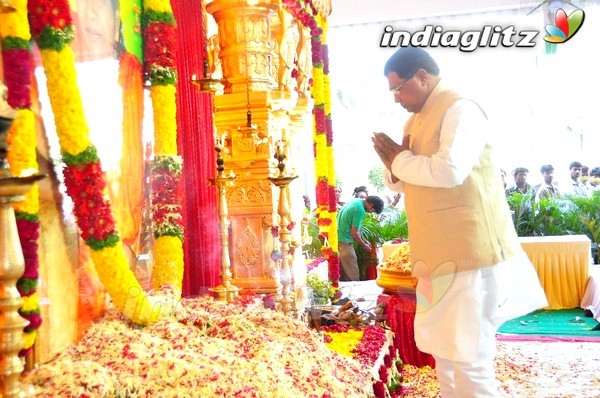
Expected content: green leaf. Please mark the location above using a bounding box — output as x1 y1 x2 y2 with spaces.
62 146 100 166
142 9 176 28
37 25 75 51
86 233 121 251
1 37 31 50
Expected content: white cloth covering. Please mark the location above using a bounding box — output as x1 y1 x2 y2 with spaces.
414 252 547 363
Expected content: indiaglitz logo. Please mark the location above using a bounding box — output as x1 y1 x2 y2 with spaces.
380 25 540 52
544 8 585 43
412 260 456 313
380 7 586 51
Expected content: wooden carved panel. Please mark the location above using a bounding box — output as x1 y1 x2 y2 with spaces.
235 223 260 274
228 180 270 207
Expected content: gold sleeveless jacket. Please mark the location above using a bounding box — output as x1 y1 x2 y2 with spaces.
403 84 521 275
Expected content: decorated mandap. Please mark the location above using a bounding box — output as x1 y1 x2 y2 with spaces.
3 0 599 397
0 0 436 396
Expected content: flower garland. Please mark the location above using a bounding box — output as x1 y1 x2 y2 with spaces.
282 0 340 287
0 0 41 356
142 0 184 295
322 324 404 397
27 0 157 325
306 256 326 272
323 325 364 357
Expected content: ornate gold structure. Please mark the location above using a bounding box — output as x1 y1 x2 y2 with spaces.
206 0 279 94
268 141 298 315
190 59 223 93
205 0 313 296
208 139 240 302
0 103 40 396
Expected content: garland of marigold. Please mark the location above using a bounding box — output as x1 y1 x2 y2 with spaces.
317 16 340 287
142 0 184 295
0 0 41 355
27 0 158 325
282 1 339 287
323 324 402 398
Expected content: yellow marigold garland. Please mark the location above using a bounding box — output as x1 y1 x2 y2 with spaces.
153 235 184 292
22 330 37 352
0 0 29 38
150 84 178 155
39 49 91 154
7 109 39 215
143 0 185 295
144 0 171 12
324 328 364 357
28 0 158 325
90 244 159 323
311 15 340 284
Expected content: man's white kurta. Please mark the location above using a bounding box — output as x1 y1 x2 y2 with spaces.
385 98 547 362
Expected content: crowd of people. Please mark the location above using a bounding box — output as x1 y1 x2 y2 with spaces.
504 161 599 201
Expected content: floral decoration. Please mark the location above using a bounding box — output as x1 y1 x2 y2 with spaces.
322 323 404 397
323 324 364 356
1 0 40 356
26 0 157 325
282 0 340 288
306 272 334 304
143 0 185 295
381 241 412 273
306 256 326 273
23 296 373 396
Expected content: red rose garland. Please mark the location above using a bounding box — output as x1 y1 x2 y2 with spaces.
62 158 119 245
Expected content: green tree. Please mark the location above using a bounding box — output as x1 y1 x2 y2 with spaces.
368 166 385 193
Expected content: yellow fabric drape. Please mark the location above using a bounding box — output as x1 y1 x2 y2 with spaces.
519 235 591 309
114 52 145 251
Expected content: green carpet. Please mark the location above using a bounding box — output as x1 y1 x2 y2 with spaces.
498 308 600 338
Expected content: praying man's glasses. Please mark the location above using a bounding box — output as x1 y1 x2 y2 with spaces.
390 74 415 95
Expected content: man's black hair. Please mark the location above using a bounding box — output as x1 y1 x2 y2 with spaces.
366 196 385 215
569 161 583 169
540 164 554 173
384 47 440 78
512 167 529 177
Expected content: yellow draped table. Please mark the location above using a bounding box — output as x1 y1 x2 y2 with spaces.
519 235 591 310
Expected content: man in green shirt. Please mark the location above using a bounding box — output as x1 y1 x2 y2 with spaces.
337 196 384 281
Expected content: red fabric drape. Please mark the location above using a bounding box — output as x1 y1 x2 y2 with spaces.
381 293 436 368
172 0 220 296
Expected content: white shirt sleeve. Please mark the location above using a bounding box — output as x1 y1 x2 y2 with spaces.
388 99 490 189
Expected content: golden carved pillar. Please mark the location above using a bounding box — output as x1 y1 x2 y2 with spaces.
0 90 39 396
207 0 308 296
211 91 292 295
